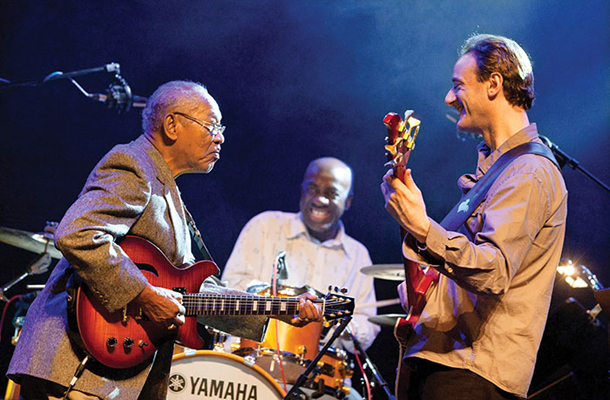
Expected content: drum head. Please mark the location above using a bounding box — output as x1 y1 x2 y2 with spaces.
168 350 286 399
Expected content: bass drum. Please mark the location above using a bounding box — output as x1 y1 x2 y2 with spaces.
168 350 286 399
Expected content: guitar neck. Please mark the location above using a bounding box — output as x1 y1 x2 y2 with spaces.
182 293 323 317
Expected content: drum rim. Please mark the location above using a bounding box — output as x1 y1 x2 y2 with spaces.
171 349 287 397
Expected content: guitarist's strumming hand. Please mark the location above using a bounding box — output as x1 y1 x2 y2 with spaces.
132 284 186 330
381 168 431 244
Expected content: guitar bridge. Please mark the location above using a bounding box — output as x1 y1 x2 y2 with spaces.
122 306 130 324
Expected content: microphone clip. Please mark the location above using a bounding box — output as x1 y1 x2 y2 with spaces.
104 74 135 114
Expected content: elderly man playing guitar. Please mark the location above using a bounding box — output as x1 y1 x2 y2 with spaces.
8 80 323 400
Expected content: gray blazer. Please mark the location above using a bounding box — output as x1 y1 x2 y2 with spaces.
8 135 266 399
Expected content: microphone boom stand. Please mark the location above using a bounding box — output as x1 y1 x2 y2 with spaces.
347 327 396 400
540 135 610 194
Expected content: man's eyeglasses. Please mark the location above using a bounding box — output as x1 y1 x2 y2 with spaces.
173 112 225 137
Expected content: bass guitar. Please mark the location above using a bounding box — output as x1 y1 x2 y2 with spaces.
383 110 439 342
75 235 354 370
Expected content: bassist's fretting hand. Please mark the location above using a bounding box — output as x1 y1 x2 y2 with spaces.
380 168 431 244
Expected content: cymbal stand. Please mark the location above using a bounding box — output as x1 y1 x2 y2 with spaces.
0 252 51 302
284 316 352 400
347 326 396 400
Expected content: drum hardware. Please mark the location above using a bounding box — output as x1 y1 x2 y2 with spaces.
1 252 52 302
236 284 355 397
284 316 352 400
0 225 63 260
247 283 323 298
11 316 26 346
0 223 59 301
345 326 396 400
206 328 229 352
360 264 405 281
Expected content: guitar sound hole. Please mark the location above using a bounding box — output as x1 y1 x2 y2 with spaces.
135 262 158 276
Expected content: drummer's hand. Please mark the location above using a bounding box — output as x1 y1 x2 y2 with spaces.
397 280 410 313
290 293 323 327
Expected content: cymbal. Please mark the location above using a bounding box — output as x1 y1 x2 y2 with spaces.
0 226 63 259
368 314 407 327
360 264 405 281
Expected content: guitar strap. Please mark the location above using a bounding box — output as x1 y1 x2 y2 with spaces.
183 204 223 282
439 141 560 231
183 204 214 262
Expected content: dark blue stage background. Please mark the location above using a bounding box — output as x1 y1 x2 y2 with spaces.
1 1 609 397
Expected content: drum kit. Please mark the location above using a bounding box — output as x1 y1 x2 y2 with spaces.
167 265 407 400
169 286 356 400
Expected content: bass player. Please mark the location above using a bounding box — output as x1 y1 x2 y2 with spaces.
380 34 567 399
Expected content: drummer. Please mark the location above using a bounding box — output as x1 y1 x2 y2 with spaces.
221 157 380 353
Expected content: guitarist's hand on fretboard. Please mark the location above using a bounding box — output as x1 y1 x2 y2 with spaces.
291 292 324 327
269 292 324 327
381 168 430 244
132 284 185 330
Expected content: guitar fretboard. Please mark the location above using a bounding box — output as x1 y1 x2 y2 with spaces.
182 294 323 317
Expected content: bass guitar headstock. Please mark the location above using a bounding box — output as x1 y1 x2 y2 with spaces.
384 110 420 181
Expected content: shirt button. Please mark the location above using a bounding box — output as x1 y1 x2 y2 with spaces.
446 266 454 274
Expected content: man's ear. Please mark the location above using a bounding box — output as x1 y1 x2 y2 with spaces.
344 194 353 211
163 113 179 141
487 72 503 100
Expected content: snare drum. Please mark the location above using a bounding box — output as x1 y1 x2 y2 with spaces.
168 350 285 399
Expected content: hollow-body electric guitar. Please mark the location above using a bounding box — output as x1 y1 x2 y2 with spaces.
383 111 439 342
75 235 354 370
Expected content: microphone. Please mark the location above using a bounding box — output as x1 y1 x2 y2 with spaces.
89 74 147 114
275 251 289 281
445 110 481 141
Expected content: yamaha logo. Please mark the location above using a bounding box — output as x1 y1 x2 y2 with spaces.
168 373 187 393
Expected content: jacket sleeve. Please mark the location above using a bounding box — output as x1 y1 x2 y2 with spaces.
55 150 150 312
